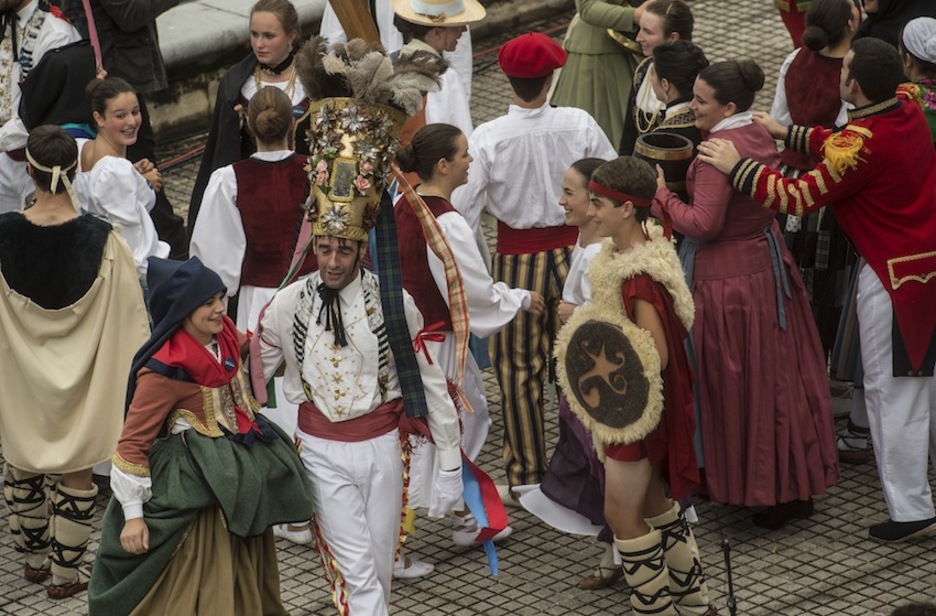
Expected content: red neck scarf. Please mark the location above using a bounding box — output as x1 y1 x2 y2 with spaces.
150 315 241 386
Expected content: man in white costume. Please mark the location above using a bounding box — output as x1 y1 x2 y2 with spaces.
259 226 463 616
0 0 79 211
258 48 462 609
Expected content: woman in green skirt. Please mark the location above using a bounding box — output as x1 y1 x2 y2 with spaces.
88 256 312 616
551 0 647 147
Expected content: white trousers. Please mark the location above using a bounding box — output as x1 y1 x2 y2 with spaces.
298 429 403 616
858 265 936 521
0 152 32 213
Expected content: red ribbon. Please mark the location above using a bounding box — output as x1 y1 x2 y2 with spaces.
234 406 261 435
413 321 447 364
656 201 674 241
588 180 652 208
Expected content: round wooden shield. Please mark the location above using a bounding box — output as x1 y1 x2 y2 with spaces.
555 303 663 445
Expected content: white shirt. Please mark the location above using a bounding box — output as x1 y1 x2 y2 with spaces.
401 40 473 137
562 239 602 306
429 209 528 338
451 103 617 232
0 1 80 152
240 73 307 107
259 270 462 469
74 141 167 278
770 48 850 129
190 150 297 333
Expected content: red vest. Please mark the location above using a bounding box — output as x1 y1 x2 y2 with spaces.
232 155 317 287
395 193 454 330
780 50 843 171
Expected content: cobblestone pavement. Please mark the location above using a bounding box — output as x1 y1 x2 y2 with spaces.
3 1 936 615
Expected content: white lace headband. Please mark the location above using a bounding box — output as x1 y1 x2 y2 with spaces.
903 17 936 64
25 147 81 211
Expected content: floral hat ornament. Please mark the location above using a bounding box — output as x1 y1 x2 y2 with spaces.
295 36 445 241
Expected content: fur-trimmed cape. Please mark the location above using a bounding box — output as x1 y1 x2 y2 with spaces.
554 223 693 448
588 224 694 332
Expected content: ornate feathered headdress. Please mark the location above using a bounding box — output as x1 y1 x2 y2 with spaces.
295 36 445 241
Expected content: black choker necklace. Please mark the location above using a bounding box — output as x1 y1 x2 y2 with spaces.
258 51 295 76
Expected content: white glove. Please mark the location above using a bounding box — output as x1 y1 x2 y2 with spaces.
428 468 463 518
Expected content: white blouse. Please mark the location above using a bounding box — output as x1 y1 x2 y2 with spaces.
74 140 168 278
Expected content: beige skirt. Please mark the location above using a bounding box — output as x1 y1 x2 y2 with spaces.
131 507 287 616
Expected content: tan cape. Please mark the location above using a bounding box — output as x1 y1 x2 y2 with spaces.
0 231 149 474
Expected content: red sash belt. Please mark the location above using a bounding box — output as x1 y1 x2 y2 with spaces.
298 399 404 442
6 148 26 162
496 221 578 255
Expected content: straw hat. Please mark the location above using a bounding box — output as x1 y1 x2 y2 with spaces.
392 0 486 28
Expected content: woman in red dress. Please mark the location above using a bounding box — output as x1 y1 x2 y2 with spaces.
653 60 838 528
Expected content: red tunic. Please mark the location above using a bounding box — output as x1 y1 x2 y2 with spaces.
232 155 317 288
605 274 699 501
733 95 936 375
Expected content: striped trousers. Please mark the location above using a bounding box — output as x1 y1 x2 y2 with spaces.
493 247 572 487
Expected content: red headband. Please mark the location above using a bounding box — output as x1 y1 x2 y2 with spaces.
588 180 673 240
588 180 652 208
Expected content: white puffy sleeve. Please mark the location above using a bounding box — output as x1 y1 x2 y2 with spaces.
81 157 166 278
429 211 527 338
404 291 462 471
110 467 152 520
190 165 246 295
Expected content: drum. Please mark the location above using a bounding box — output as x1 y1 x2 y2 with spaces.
634 131 694 199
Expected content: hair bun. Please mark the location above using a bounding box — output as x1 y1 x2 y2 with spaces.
254 108 287 140
84 77 104 100
801 24 830 51
736 59 765 93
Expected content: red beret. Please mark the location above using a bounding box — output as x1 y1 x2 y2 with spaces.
498 32 567 79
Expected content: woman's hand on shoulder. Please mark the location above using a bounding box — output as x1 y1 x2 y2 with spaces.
120 517 150 555
697 139 741 175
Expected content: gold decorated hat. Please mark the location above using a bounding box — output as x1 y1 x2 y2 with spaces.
308 98 406 241
296 37 445 241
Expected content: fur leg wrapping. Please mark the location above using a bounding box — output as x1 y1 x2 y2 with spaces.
50 484 97 586
646 502 711 615
3 465 51 570
615 530 676 615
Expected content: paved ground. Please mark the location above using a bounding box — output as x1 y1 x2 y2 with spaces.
3 1 936 615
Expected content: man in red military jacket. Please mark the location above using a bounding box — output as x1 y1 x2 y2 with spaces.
699 37 936 542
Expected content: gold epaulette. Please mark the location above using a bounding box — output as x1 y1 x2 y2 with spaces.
821 125 872 176
898 82 923 106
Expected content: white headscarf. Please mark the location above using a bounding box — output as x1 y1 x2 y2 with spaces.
903 17 936 64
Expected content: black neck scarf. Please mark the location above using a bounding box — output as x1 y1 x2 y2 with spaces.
259 50 295 76
316 282 348 348
1 11 18 62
